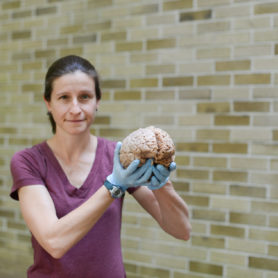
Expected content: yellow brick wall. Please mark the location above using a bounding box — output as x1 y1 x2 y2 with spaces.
1 0 278 277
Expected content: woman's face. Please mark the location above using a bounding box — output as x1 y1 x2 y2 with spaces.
44 71 99 136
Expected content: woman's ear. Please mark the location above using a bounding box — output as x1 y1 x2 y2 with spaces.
43 96 51 112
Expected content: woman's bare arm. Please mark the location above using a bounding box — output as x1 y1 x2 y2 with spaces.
132 181 191 240
18 185 114 259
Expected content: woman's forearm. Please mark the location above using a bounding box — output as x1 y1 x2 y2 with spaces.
152 181 191 240
133 182 191 240
47 186 114 258
19 185 114 259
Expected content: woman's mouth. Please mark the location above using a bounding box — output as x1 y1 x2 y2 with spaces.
66 119 85 123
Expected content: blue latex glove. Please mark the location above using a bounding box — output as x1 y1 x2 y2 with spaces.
106 142 153 190
148 162 176 190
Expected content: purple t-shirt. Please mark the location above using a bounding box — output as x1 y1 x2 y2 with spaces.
10 137 136 278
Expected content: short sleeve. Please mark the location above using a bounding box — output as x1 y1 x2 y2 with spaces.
10 149 46 201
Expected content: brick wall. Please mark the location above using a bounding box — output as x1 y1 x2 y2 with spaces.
1 0 278 277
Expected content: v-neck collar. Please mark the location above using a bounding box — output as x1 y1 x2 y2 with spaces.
42 137 102 195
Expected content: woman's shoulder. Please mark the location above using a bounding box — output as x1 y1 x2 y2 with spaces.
12 141 45 157
95 137 117 166
11 141 47 167
10 142 48 201
97 137 117 151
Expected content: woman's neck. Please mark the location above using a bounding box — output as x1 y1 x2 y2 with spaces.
47 132 96 164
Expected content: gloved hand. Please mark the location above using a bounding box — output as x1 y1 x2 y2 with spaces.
148 162 176 190
106 142 153 190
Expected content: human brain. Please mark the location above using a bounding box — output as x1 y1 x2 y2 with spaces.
119 126 175 168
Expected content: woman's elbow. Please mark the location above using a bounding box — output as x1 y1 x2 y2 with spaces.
43 238 66 259
177 222 192 241
183 228 191 241
165 222 191 241
49 249 64 259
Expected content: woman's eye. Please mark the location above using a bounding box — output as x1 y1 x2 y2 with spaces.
80 94 90 100
59 95 68 100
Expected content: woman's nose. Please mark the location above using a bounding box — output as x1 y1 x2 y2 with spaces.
69 99 81 114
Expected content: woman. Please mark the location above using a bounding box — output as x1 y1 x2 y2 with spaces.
10 55 191 278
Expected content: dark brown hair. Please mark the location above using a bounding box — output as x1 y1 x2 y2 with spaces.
44 55 101 133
